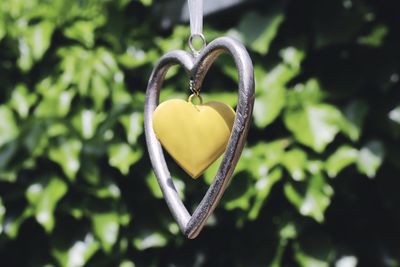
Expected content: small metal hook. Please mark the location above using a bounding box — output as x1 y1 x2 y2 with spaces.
188 33 206 57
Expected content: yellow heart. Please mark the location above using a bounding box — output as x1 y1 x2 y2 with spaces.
152 98 235 179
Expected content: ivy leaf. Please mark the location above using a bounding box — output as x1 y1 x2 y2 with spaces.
325 146 358 178
133 231 167 251
253 67 286 128
286 79 324 108
17 21 54 71
72 109 106 139
92 212 119 253
64 21 96 48
282 149 308 181
26 176 68 233
253 48 304 128
89 182 121 199
108 143 142 175
10 84 37 118
270 222 298 267
356 140 384 178
294 233 334 267
119 112 143 145
284 104 343 153
358 24 388 47
234 139 289 178
0 105 19 147
237 11 284 55
284 175 334 222
248 168 282 220
49 139 82 181
280 47 305 70
52 233 100 267
222 141 287 213
145 172 163 199
34 86 75 118
224 179 254 211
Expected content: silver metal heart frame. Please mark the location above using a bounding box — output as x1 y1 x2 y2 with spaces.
144 36 255 239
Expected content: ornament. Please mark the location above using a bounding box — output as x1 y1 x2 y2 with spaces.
144 0 255 239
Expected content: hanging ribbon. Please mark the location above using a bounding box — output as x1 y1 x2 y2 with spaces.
188 0 203 37
187 0 206 55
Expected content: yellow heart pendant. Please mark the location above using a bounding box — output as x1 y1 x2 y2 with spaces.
152 96 235 179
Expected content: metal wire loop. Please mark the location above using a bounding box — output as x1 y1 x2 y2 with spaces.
188 93 203 104
188 33 206 56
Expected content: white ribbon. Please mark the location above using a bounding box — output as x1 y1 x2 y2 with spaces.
188 0 203 37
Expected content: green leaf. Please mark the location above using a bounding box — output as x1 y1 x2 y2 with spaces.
237 11 284 55
284 104 343 153
64 21 96 48
90 182 121 199
248 168 282 220
52 233 100 267
234 139 289 178
92 212 119 253
284 175 333 222
341 100 368 141
270 222 298 267
358 24 388 47
252 48 304 129
10 84 37 118
72 109 106 139
253 67 286 128
34 87 75 118
133 231 167 251
282 149 308 181
0 105 19 147
49 139 82 181
286 79 324 108
356 140 384 178
224 181 254 211
117 47 153 68
325 146 358 178
294 239 333 267
18 21 54 71
26 176 68 232
145 172 163 199
223 141 287 214
57 47 118 110
119 112 143 145
280 47 305 70
108 143 142 175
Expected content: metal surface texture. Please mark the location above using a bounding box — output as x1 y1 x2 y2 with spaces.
144 36 255 239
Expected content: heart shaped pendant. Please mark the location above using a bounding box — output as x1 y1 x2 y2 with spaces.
152 98 235 179
144 37 255 239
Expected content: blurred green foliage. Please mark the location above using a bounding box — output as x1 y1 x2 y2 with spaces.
0 0 400 266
